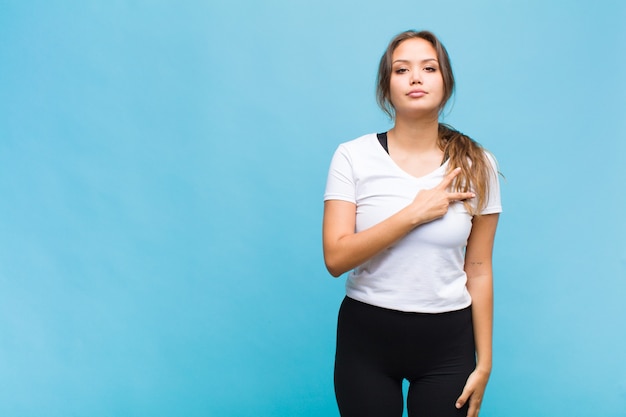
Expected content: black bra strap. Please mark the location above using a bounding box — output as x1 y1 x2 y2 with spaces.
377 132 389 154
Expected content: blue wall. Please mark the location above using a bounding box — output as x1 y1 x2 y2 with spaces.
1 1 625 416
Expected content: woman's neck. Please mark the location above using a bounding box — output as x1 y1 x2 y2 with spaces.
388 116 440 153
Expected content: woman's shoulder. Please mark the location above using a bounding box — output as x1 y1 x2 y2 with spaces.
335 132 380 154
480 148 499 172
340 132 378 146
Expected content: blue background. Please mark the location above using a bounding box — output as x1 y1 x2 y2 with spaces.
1 1 625 416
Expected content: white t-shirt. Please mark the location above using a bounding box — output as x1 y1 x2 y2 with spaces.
324 133 502 313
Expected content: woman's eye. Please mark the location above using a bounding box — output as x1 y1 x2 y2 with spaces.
395 68 408 74
424 66 437 72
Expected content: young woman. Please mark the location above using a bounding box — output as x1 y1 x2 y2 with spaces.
323 30 502 417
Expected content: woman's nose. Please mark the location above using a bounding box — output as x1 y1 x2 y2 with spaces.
410 70 423 85
410 75 422 85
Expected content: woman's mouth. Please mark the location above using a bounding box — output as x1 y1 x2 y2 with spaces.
407 90 427 98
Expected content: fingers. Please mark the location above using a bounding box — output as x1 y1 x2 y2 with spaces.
436 168 475 202
436 167 462 190
467 399 480 417
448 191 476 202
457 388 482 417
457 370 487 417
455 390 469 411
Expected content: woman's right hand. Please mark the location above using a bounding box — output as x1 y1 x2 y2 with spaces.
323 167 475 277
408 167 475 225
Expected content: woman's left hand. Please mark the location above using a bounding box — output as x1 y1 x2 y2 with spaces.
455 368 490 417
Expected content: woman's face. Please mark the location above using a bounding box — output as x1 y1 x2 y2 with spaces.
389 38 445 118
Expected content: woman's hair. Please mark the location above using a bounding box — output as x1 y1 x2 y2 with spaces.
376 30 496 215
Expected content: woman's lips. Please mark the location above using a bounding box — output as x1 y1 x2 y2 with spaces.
407 90 427 98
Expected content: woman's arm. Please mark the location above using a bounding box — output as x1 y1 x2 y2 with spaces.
323 167 475 277
455 213 499 417
323 199 417 277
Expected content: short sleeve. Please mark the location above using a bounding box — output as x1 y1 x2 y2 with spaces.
324 144 356 203
480 152 503 215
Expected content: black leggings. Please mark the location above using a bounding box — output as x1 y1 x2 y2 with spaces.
334 297 475 417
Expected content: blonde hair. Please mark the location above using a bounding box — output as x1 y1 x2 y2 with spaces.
376 30 496 215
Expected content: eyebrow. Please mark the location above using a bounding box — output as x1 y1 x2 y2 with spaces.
392 58 439 64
